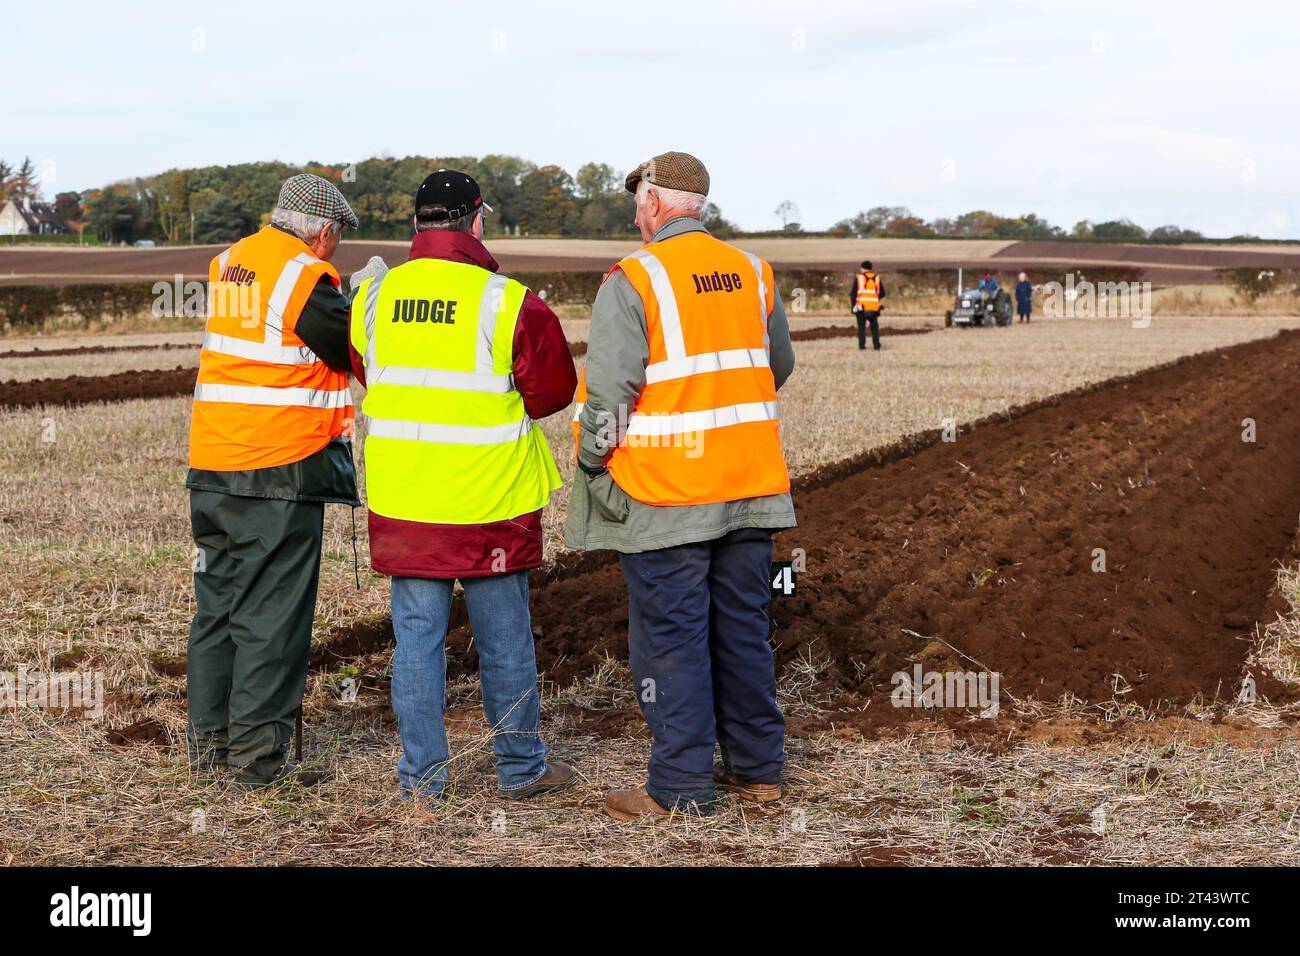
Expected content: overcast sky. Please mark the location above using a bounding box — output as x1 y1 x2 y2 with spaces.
5 0 1296 237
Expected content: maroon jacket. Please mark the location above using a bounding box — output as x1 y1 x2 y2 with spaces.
349 230 577 579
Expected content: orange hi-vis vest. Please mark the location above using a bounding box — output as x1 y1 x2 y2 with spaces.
855 271 881 310
189 226 354 471
573 231 790 506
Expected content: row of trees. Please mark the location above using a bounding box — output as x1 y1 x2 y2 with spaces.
824 204 1218 242
72 156 736 245
12 149 1247 244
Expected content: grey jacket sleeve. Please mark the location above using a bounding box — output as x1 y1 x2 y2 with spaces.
769 286 796 391
577 270 648 472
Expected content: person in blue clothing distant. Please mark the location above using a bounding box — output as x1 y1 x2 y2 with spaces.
978 272 1000 297
1015 272 1034 322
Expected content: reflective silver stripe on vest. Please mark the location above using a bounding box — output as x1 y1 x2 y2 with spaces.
263 253 316 344
193 382 353 409
362 271 515 395
628 250 686 361
477 274 509 374
362 272 386 373
572 401 584 421
632 248 774 384
203 250 323 365
643 347 769 385
625 400 780 437
743 251 771 350
370 366 514 393
366 416 533 446
201 332 319 365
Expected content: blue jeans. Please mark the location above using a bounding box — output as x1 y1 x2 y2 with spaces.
390 572 548 798
619 528 786 814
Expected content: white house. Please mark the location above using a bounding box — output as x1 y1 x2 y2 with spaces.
0 195 70 236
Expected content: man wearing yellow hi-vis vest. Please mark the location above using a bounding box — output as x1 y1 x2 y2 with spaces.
348 170 577 802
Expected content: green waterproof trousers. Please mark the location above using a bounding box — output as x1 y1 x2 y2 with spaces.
187 490 324 784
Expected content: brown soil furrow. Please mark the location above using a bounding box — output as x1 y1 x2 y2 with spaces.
771 330 1300 712
0 366 199 409
1 342 580 408
101 332 1299 731
790 325 933 342
0 330 938 409
0 342 195 359
397 330 1300 723
998 239 1300 270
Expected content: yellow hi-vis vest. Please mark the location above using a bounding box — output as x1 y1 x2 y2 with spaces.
349 258 562 525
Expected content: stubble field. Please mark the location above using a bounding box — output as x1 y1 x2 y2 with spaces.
2 313 1300 866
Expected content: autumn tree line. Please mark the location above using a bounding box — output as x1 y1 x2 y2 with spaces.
0 154 1259 245
4 156 733 245
825 205 1219 243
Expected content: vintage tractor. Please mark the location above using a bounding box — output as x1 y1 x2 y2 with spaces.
946 285 1013 328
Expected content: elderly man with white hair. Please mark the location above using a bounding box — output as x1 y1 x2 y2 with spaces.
566 152 797 821
186 173 360 788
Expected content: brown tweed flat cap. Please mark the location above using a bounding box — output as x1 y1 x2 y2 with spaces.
276 173 359 229
624 151 710 196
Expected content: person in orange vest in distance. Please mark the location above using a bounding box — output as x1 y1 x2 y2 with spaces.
186 174 360 788
851 259 887 351
566 152 797 821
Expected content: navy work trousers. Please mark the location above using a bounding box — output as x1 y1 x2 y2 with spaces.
618 528 786 812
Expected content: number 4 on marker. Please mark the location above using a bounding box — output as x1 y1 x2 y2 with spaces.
771 561 796 596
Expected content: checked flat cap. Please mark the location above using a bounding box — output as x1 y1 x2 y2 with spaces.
276 173 359 229
624 151 710 196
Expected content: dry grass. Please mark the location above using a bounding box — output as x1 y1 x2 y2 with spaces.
0 331 203 353
1151 284 1300 316
3 314 1300 865
775 315 1300 476
5 684 1299 865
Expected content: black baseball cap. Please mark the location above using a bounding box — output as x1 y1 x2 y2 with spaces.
414 169 493 223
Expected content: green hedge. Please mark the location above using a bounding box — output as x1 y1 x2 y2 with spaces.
1216 267 1300 302
0 263 1186 333
512 271 604 305
0 283 160 331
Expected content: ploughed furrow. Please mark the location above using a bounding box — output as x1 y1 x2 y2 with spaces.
0 338 584 408
0 327 932 410
517 331 1300 715
0 342 195 359
0 366 200 409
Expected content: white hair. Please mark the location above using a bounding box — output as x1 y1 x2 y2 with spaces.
270 207 341 243
636 180 707 216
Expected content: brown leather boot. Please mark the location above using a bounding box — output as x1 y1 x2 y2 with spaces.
604 785 671 822
714 767 783 803
499 761 577 801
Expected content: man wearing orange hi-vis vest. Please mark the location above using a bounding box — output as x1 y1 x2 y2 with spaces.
565 152 797 821
851 259 887 351
186 174 360 788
